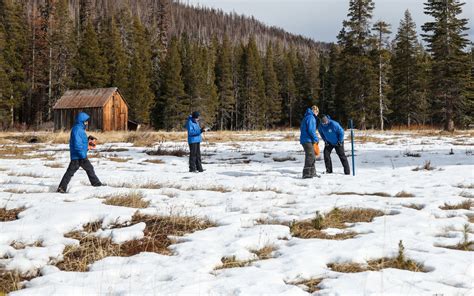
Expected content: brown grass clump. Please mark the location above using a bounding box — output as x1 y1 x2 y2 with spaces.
0 270 36 294
329 241 426 273
289 278 324 293
103 191 150 209
0 207 24 222
395 191 415 198
57 214 215 272
146 146 187 157
330 191 391 197
242 186 283 194
412 160 436 171
107 157 132 163
215 245 277 270
7 172 44 178
3 188 45 194
403 204 425 210
459 191 474 198
438 224 474 252
108 181 164 189
289 208 385 240
440 200 472 210
273 156 296 162
456 183 474 189
44 162 64 168
120 213 216 256
144 159 165 164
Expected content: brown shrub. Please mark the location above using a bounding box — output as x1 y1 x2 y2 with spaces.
103 192 150 208
289 208 385 240
289 278 324 293
329 241 426 273
330 191 391 197
440 200 472 210
395 191 415 198
0 207 24 222
412 161 435 171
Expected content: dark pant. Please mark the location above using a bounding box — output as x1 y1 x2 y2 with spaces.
302 143 316 178
58 158 101 190
189 143 203 172
324 142 350 175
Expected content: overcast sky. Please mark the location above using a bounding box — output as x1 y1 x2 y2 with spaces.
184 0 473 43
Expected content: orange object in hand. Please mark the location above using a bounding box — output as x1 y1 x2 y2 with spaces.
313 142 320 157
88 136 97 150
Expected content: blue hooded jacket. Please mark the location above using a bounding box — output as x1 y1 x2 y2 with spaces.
299 108 319 144
70 112 90 160
318 115 344 146
185 115 202 144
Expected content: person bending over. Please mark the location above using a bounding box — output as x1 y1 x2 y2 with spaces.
318 115 350 175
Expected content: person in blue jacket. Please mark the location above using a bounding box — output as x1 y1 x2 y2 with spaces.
299 106 319 179
57 112 102 193
185 111 206 173
318 115 350 175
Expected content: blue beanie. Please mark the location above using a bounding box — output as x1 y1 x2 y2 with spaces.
192 111 200 119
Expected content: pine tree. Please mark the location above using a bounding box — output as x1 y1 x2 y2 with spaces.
336 0 376 129
263 42 281 128
199 38 219 128
0 0 29 126
215 34 235 130
158 37 186 130
0 23 12 126
50 0 76 120
372 21 391 130
390 10 429 127
128 16 154 123
277 48 296 127
319 44 339 116
73 21 107 89
422 0 470 131
101 16 128 92
241 36 265 129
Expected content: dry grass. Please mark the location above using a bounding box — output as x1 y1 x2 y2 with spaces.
108 181 164 190
412 161 436 171
289 278 324 293
242 186 283 194
44 162 64 168
330 191 391 197
102 191 150 208
273 156 296 162
440 200 473 210
329 241 426 273
144 159 165 164
438 224 473 251
215 245 277 270
107 157 132 163
57 214 215 272
460 191 474 198
468 215 474 223
3 188 46 194
146 146 188 157
403 204 425 210
0 271 36 294
395 191 415 198
7 171 44 178
456 183 474 189
0 207 25 221
289 208 385 240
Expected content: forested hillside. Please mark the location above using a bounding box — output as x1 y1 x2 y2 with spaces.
0 0 471 131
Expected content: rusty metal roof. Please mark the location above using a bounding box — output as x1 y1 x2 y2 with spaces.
53 87 118 109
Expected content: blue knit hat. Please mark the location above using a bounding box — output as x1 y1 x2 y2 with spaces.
192 111 200 119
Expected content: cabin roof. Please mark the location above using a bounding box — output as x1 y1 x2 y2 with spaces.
53 87 125 109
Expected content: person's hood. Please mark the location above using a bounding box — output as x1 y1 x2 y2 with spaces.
322 115 332 126
188 115 197 123
304 108 314 117
74 112 90 126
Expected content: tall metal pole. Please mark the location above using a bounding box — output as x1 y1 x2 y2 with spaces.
350 119 355 176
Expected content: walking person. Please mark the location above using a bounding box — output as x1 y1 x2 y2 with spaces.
318 115 350 175
57 112 102 193
186 111 205 173
299 106 319 179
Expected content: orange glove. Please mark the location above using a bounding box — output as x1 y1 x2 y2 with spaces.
88 138 97 150
313 142 320 157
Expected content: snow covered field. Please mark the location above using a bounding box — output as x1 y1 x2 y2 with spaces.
0 130 473 295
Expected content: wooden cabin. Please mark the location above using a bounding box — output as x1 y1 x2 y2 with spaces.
53 87 129 131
